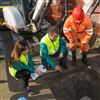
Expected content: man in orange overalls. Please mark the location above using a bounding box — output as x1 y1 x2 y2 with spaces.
63 6 93 66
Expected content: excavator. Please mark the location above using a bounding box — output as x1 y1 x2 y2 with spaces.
2 0 66 34
2 0 99 40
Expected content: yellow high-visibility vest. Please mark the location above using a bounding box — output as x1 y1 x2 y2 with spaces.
19 54 28 65
40 34 60 55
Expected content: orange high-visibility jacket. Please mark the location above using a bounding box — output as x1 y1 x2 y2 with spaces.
63 15 93 43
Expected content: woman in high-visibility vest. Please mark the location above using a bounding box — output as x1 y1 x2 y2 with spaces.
8 40 35 94
63 6 93 66
40 26 68 73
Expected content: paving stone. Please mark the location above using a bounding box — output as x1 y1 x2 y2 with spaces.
0 60 10 100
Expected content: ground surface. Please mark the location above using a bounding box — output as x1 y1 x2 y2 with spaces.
0 30 100 100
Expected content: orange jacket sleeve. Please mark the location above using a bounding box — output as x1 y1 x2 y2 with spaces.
83 15 93 43
63 16 74 42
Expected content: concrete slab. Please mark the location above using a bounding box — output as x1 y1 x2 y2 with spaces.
0 60 10 100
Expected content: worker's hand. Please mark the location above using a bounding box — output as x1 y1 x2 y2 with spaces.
55 65 63 73
82 43 89 52
69 28 77 33
82 40 88 45
68 42 77 51
59 53 64 58
82 40 89 52
70 39 75 43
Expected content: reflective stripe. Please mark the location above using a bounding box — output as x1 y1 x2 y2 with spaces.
86 28 93 35
87 32 93 35
63 27 69 33
0 6 10 8
9 66 17 77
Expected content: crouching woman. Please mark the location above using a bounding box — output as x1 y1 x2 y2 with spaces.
8 40 35 94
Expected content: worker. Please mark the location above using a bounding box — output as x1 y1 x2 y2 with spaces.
40 26 68 73
8 40 37 94
63 6 93 66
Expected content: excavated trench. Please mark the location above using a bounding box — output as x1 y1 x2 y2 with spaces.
45 68 100 100
64 70 100 100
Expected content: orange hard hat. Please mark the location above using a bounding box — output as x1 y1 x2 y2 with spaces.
72 6 84 22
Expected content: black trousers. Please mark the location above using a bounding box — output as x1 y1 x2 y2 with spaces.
15 69 30 88
41 50 68 68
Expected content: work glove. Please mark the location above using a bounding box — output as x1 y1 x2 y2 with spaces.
69 28 78 34
67 40 77 51
82 40 89 52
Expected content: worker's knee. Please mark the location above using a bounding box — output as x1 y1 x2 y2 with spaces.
69 42 78 50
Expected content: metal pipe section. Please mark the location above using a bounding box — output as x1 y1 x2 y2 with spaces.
32 0 46 21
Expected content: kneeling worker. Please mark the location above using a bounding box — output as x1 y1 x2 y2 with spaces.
40 26 68 73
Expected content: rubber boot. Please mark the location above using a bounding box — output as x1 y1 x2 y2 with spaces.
72 50 76 65
82 52 88 65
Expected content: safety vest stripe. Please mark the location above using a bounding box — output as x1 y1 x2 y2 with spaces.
86 28 93 35
63 27 69 33
0 6 10 8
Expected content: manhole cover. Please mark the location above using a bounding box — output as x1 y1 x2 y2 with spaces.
80 96 92 100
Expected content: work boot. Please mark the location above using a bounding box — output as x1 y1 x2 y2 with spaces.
82 52 88 65
24 86 36 95
59 61 68 69
82 52 92 70
82 52 92 69
72 50 76 65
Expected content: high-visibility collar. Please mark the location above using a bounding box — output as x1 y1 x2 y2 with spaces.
19 54 28 65
41 34 60 55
